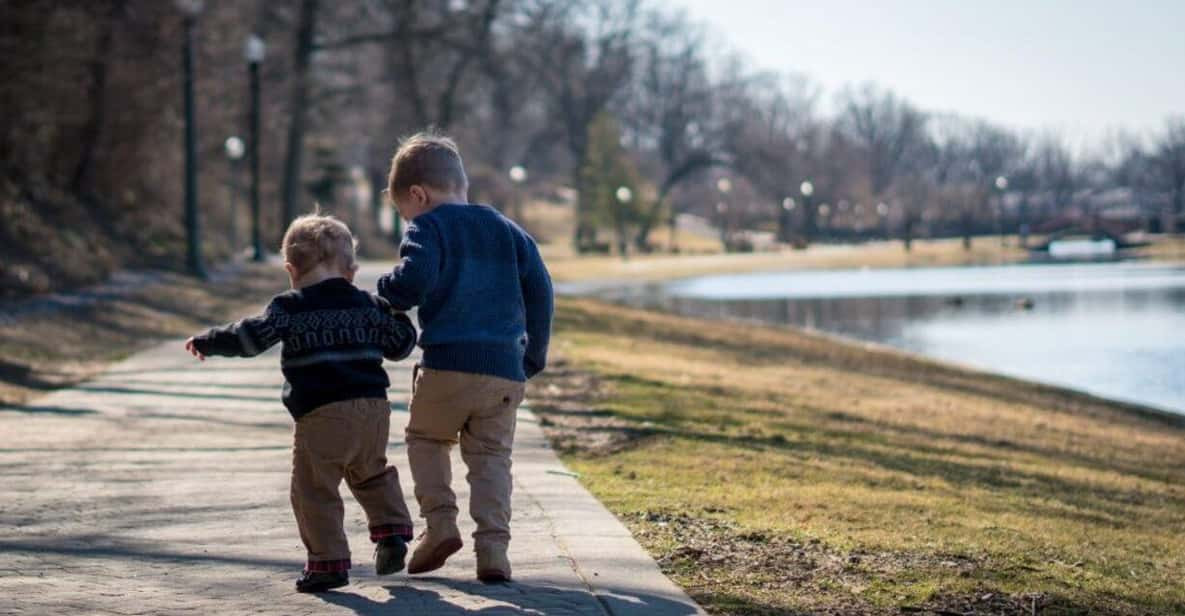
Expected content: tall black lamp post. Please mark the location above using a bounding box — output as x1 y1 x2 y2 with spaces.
509 165 527 223
716 177 732 250
994 175 1009 247
224 136 245 255
800 180 815 242
780 197 796 244
245 34 266 261
178 0 206 277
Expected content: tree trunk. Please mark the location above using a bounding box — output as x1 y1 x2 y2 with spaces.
281 0 319 228
70 0 124 198
962 208 972 250
633 191 671 252
368 165 385 230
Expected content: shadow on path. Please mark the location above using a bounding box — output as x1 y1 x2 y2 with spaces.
0 537 296 571
0 404 97 415
319 578 700 615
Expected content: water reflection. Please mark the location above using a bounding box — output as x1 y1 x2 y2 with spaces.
589 263 1185 414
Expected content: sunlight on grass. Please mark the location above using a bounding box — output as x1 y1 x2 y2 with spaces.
536 297 1185 614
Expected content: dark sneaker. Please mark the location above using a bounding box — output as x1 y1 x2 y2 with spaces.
374 536 408 575
295 570 349 593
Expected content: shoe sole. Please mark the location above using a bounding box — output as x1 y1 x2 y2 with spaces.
375 542 408 576
295 578 349 593
408 537 463 574
477 569 511 583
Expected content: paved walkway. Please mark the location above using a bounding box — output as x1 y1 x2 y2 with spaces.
0 270 702 615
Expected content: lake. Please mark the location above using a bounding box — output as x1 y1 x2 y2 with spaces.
567 261 1185 415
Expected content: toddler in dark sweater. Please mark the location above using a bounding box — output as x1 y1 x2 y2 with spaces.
186 214 418 593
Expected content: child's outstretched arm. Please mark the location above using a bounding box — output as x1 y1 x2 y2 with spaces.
372 295 418 361
377 219 440 310
186 299 287 360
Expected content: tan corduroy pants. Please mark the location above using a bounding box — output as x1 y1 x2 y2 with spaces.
405 366 525 551
291 398 414 570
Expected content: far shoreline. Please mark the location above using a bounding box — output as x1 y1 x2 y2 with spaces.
546 238 1185 425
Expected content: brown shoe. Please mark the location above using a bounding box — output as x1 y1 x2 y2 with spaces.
408 519 463 575
476 547 512 583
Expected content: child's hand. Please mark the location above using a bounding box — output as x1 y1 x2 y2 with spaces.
185 337 205 361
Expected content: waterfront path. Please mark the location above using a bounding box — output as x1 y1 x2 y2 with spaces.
0 265 703 616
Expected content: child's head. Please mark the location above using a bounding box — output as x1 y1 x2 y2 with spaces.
387 131 469 219
281 212 358 287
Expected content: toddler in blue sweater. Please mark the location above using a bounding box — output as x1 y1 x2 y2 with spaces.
377 132 553 582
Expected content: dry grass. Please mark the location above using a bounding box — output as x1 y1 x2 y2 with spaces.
0 263 287 406
544 237 1029 284
528 297 1185 615
1131 234 1185 262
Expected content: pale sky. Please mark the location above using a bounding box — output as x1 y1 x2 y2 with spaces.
673 0 1185 147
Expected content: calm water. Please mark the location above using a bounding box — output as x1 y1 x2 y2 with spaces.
573 262 1185 415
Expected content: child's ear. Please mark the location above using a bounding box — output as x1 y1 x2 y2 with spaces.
410 185 427 207
284 262 298 279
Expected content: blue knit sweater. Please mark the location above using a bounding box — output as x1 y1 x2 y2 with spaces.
377 204 553 382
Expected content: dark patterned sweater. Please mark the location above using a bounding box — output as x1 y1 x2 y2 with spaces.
190 277 417 419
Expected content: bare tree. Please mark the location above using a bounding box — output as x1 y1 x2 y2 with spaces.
524 0 640 250
621 9 727 251
836 83 926 248
725 74 820 243
1033 135 1078 221
1153 117 1185 231
280 0 319 227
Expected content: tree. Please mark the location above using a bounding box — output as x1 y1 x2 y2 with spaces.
280 0 319 228
525 0 640 251
928 116 1020 249
836 83 926 248
725 74 820 244
580 113 641 256
622 9 724 251
1033 135 1078 221
1152 117 1185 231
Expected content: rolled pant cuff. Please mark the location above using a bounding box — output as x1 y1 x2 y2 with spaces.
305 558 352 573
369 524 414 542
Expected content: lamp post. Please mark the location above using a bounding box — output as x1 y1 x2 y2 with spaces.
245 34 266 261
224 136 245 256
716 177 732 251
614 186 632 259
800 180 814 242
178 0 206 277
876 201 890 239
780 197 796 244
994 175 1009 247
509 165 527 223
715 202 729 249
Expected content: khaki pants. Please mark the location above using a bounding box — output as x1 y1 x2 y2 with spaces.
405 366 525 551
291 398 413 570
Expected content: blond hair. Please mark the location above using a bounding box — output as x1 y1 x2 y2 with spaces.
387 131 468 197
281 212 357 277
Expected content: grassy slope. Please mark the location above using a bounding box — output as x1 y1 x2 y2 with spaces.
531 297 1185 614
0 263 287 406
